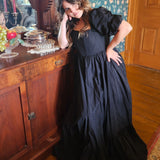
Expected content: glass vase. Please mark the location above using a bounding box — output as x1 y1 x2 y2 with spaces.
0 41 19 58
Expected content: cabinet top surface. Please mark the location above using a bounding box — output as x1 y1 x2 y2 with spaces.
0 45 69 72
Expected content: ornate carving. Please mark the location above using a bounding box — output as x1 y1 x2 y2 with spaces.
29 0 60 34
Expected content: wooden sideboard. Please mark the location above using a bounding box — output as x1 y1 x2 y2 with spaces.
29 0 60 34
0 46 71 160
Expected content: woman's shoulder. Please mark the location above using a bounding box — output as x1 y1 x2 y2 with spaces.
89 7 112 25
89 7 122 35
89 7 112 27
89 7 110 17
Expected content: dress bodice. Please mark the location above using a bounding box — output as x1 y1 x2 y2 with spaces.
71 29 106 57
70 7 122 57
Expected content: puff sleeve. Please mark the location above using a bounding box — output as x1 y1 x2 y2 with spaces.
89 7 123 36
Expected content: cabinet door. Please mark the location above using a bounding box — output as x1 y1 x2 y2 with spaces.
26 67 68 144
0 82 32 160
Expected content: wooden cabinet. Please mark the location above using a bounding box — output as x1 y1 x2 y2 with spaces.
26 67 65 145
29 0 60 34
0 47 71 159
0 82 32 160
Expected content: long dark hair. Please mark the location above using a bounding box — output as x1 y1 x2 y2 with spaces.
58 0 92 39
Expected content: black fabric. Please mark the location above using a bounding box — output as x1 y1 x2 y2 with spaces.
55 7 147 160
89 7 122 36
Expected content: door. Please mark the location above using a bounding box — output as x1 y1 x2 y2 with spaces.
26 66 70 144
0 83 32 160
133 0 160 70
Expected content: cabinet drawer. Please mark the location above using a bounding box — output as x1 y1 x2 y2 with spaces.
25 51 69 80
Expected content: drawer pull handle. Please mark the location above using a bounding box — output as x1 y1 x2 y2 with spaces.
55 59 64 66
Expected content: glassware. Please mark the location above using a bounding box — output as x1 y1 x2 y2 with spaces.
0 41 19 58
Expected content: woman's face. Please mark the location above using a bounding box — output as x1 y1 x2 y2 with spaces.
62 0 84 19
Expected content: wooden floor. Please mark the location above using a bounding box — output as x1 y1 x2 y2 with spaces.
126 65 160 145
44 64 160 160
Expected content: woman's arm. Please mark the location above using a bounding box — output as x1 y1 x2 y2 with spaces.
58 13 69 49
106 20 132 65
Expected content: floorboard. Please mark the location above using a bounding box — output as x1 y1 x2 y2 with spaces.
126 65 160 144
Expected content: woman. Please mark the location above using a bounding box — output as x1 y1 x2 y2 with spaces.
56 0 148 159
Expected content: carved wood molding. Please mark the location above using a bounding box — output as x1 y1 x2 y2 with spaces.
29 0 54 12
125 0 139 64
146 0 160 8
29 0 39 10
29 0 59 31
44 0 54 12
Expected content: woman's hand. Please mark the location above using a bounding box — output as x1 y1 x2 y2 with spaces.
106 48 122 66
62 12 72 23
105 20 132 65
62 13 69 23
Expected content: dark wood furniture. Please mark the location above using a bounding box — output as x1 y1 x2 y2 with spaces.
0 46 71 159
29 0 60 34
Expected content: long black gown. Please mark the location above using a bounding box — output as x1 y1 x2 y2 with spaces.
55 7 148 160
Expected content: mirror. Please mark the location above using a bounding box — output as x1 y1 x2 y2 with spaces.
0 0 37 29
